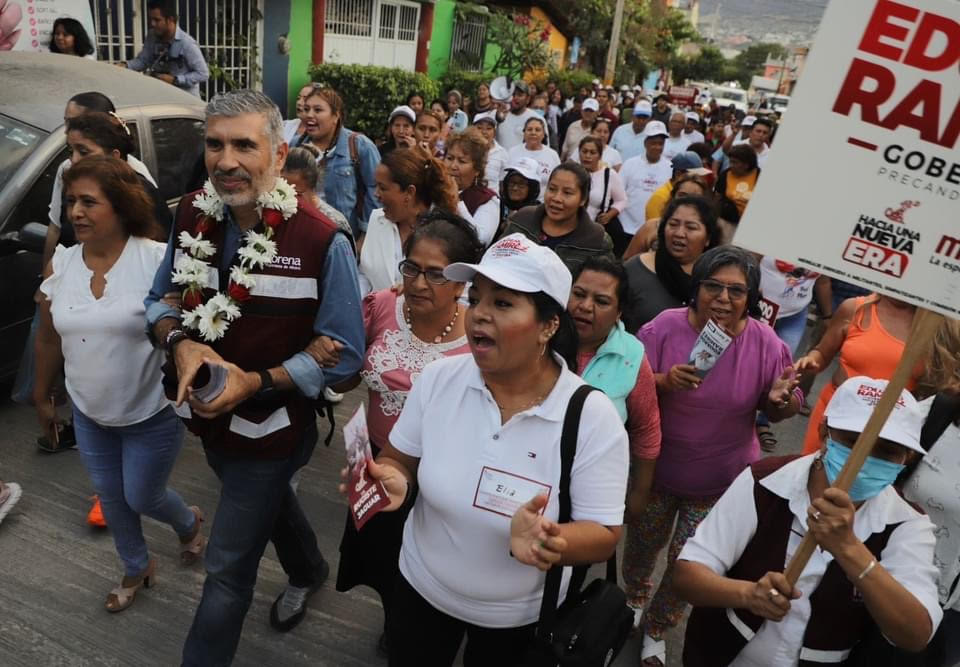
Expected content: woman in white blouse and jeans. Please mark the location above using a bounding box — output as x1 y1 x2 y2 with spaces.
33 156 203 613
349 234 629 666
578 135 627 225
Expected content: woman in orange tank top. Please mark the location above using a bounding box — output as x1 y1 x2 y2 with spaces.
796 294 918 454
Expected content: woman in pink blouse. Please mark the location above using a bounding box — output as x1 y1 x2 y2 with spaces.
322 210 483 655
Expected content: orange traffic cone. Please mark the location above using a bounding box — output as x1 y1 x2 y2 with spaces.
87 495 107 528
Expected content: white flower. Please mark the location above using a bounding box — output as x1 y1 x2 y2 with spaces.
229 265 256 289
196 302 231 342
238 230 278 268
256 177 299 220
178 231 216 259
171 254 210 286
208 293 242 321
193 180 225 221
181 308 203 330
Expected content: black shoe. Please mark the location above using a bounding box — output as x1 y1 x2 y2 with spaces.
269 559 330 632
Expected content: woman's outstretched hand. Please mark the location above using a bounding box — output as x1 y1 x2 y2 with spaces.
510 494 568 571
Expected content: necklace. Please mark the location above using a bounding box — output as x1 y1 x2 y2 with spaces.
404 302 459 344
490 389 549 414
172 177 298 342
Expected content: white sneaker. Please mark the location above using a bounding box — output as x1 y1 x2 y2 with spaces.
0 482 22 525
324 387 344 404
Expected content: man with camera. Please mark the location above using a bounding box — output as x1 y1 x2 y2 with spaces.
122 0 209 97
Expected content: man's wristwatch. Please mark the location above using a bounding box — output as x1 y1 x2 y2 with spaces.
164 328 190 353
255 369 277 401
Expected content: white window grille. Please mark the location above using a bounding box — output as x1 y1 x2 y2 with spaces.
326 0 375 37
450 12 487 72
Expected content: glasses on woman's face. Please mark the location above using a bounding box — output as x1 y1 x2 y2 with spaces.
399 260 449 285
700 279 748 300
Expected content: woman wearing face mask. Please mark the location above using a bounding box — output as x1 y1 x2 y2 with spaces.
622 196 720 332
505 117 560 202
301 85 380 239
498 158 541 226
413 110 445 157
378 105 418 158
358 147 470 295
632 246 801 667
445 128 500 246
568 257 660 539
675 376 941 667
500 163 613 273
445 90 469 134
578 136 627 227
570 119 623 170
342 234 628 666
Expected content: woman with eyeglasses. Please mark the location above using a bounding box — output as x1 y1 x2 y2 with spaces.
630 246 802 667
311 211 482 656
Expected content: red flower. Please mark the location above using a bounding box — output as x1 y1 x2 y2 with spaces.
183 288 204 310
228 281 252 302
195 216 213 235
262 208 284 229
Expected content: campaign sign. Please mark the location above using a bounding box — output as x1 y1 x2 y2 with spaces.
734 0 960 318
6 0 96 56
344 405 391 531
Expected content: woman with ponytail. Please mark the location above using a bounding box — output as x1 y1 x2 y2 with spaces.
357 146 474 295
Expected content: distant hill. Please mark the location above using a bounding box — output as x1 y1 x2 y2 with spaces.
698 0 828 44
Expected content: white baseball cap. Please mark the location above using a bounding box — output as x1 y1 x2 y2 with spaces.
742 115 757 127
644 120 669 139
582 98 600 112
633 100 652 117
444 234 573 308
685 111 700 122
592 78 601 85
388 105 416 124
503 156 541 182
824 377 925 454
473 111 498 127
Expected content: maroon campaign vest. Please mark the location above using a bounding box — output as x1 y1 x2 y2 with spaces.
461 184 497 216
165 191 337 459
683 455 900 667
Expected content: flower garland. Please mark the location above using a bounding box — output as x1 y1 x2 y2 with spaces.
172 177 298 342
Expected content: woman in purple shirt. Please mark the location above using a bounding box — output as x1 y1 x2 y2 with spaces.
629 246 802 667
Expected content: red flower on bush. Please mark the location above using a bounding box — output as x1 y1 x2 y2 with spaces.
183 288 204 310
228 281 252 302
262 209 284 229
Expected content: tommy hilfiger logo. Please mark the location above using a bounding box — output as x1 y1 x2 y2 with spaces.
271 255 302 270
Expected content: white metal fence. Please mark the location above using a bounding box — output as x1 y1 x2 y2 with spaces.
91 0 263 100
324 0 420 70
450 12 487 72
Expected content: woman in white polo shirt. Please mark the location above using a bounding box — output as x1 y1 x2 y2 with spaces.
358 234 629 665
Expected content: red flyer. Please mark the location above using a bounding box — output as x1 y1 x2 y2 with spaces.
344 405 391 530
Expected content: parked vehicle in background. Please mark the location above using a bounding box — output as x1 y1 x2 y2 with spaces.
769 94 791 113
711 85 748 113
0 52 206 382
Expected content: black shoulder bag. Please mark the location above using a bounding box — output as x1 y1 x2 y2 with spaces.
523 385 634 667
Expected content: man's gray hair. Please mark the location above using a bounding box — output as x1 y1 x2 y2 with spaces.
205 89 284 152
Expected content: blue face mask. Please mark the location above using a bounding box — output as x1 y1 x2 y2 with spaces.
532 108 546 118
823 438 905 502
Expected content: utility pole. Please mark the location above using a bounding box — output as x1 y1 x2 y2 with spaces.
604 0 627 85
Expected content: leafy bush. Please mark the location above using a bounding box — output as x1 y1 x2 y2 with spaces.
308 63 440 140
437 70 495 101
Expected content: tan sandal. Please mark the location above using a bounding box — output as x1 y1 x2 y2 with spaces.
105 559 155 613
179 506 205 567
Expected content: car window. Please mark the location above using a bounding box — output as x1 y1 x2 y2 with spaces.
0 115 49 190
151 117 206 201
5 147 69 233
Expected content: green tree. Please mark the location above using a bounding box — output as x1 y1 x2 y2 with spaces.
483 8 556 81
670 45 728 84
730 42 789 87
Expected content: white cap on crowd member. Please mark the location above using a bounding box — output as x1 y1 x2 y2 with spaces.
444 234 573 308
742 115 757 127
503 157 541 183
633 100 652 117
620 84 630 92
582 98 600 112
388 105 416 124
685 111 700 123
473 111 498 127
824 377 925 454
592 78 601 85
644 120 669 139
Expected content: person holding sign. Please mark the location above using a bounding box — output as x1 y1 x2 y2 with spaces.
352 234 628 665
675 376 941 666
631 246 801 666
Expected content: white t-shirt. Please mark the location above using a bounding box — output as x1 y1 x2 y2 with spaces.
618 154 673 234
496 108 538 150
485 142 509 191
662 134 692 162
459 195 500 247
283 118 304 146
758 257 819 318
680 455 941 667
40 237 170 426
49 155 157 229
506 144 561 202
755 143 771 170
570 145 623 169
391 354 629 628
683 129 705 145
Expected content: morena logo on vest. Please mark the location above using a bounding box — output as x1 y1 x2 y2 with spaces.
270 255 302 271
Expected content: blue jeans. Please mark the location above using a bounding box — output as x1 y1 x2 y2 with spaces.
181 422 325 667
757 309 808 429
73 406 195 576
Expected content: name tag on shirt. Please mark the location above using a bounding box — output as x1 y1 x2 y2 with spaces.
472 467 551 518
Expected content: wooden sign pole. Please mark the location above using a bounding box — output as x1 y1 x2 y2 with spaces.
784 307 945 585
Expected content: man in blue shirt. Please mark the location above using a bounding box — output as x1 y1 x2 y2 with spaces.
124 0 209 97
145 90 363 665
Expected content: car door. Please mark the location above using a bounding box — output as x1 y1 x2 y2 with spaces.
147 115 207 210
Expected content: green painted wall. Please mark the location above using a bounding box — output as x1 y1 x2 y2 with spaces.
287 0 315 113
428 0 456 79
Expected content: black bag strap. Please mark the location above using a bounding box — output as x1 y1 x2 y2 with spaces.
536 384 618 639
600 167 611 214
897 392 960 487
348 132 366 223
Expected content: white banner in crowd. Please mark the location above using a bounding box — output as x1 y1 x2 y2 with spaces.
2 0 95 56
734 0 960 318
